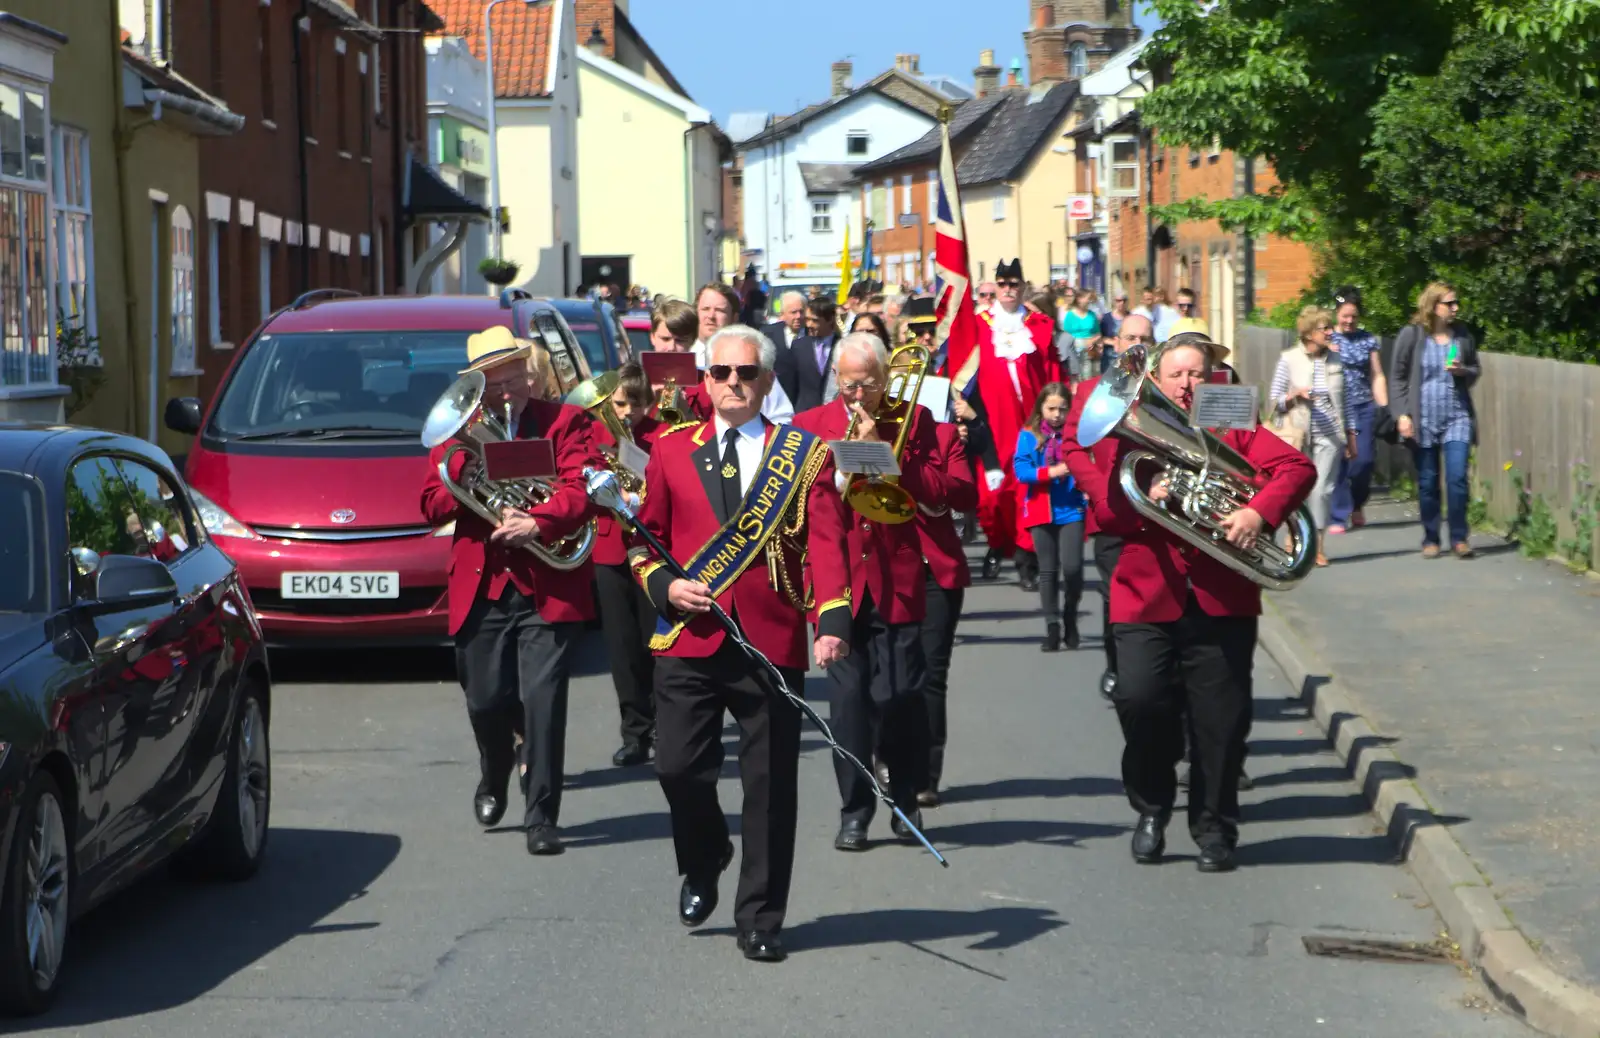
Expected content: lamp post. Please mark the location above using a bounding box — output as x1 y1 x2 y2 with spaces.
485 0 547 260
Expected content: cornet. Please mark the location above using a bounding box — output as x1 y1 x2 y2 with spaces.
420 370 595 570
842 344 931 525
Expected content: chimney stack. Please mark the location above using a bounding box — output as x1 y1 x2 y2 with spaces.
894 53 921 75
973 49 1000 98
575 0 615 60
831 60 853 97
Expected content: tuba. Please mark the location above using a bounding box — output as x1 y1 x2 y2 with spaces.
1076 355 1317 590
842 343 931 525
564 371 646 498
421 369 595 571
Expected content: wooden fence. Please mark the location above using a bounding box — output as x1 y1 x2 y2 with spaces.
1231 326 1600 566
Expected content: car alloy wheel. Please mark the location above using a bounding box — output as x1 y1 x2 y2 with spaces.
236 698 270 862
24 790 68 994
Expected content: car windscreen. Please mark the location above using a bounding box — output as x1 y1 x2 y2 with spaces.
207 330 474 441
0 472 47 614
626 327 652 359
562 321 608 374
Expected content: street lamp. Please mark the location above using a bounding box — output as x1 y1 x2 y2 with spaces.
485 0 549 259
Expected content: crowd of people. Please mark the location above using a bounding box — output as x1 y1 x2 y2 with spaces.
420 261 1483 965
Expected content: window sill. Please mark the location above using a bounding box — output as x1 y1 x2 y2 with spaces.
360 155 372 164
0 384 68 401
169 368 206 378
338 149 352 160
210 340 235 351
262 119 278 131
305 136 319 146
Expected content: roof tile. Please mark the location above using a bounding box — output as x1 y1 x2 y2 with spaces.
432 0 554 99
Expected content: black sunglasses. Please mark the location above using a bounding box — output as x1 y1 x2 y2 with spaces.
707 363 762 383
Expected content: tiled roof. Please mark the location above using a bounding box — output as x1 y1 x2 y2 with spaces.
849 92 1004 177
955 81 1080 186
433 0 555 99
798 162 856 195
737 70 940 150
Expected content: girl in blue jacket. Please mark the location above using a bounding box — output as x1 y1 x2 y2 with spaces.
1014 382 1087 652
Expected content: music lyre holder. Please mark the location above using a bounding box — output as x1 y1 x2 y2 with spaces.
583 467 949 868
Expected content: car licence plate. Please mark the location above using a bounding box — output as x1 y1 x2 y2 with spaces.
280 572 400 599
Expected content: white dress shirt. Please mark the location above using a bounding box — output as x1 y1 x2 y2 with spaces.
691 339 795 424
710 411 768 498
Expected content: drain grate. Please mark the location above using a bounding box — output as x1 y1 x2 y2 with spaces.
1302 935 1455 965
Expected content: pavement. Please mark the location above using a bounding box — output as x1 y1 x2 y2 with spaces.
1261 498 1600 1036
18 550 1524 1036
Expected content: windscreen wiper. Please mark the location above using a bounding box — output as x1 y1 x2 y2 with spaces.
227 426 417 441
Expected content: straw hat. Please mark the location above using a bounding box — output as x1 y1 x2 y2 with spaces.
1163 325 1231 364
459 325 534 375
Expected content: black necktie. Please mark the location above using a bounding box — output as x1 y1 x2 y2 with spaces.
720 428 742 519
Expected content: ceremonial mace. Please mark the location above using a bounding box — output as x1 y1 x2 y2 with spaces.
583 467 949 868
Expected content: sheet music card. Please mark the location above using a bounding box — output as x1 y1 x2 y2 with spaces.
1190 383 1259 432
616 438 651 476
828 439 901 478
913 374 953 423
641 351 699 388
483 437 558 481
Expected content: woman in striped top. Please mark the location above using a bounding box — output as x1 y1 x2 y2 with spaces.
1270 306 1357 567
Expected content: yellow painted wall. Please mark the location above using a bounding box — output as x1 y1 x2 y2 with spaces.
497 106 567 297
1016 135 1078 286
961 183 1022 285
119 116 203 458
575 61 692 299
0 1 128 429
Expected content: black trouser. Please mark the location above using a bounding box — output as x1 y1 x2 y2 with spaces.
455 588 577 829
594 561 656 746
1111 596 1257 846
919 573 964 791
654 642 801 934
830 593 927 825
1093 534 1123 674
1030 521 1085 633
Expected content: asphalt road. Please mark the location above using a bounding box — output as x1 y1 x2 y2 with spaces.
20 567 1528 1037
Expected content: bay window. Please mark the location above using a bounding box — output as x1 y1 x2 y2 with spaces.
0 77 53 390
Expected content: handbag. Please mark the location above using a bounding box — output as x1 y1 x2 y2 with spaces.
1372 403 1400 444
1267 401 1309 452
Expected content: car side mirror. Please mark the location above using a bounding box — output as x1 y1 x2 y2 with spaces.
88 555 178 609
165 397 203 435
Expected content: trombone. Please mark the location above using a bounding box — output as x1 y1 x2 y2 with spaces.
842 343 931 525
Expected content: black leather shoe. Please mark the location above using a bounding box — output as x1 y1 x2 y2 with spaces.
737 930 787 963
474 778 508 828
1131 811 1168 864
1041 623 1061 653
890 808 923 844
916 789 940 809
834 820 868 852
612 741 650 767
980 550 1002 581
1197 841 1237 873
1099 670 1117 701
679 841 735 926
526 825 564 855
1063 619 1080 650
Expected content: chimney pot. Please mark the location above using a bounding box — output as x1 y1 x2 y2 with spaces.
980 48 995 66
907 53 920 74
831 60 853 97
1035 3 1053 28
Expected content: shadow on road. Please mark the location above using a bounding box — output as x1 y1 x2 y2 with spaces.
1236 833 1402 867
783 905 1066 954
22 828 401 1031
939 776 1122 803
929 818 1128 849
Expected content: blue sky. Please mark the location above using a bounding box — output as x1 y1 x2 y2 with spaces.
627 1 1162 129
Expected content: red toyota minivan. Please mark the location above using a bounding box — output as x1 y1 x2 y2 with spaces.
165 289 589 646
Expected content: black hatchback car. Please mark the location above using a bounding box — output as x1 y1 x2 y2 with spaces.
0 425 271 1015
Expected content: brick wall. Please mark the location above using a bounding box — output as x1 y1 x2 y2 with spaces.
173 0 428 402
856 161 937 288
575 0 614 58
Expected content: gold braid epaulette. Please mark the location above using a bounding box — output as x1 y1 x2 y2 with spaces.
660 420 700 437
766 437 833 611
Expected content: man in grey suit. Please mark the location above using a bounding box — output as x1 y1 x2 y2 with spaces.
764 290 807 354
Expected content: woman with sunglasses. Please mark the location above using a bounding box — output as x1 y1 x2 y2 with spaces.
1392 282 1480 559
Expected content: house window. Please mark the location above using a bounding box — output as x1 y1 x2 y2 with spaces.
901 174 912 215
811 200 832 233
259 3 275 123
1 79 54 391
992 193 1007 221
846 131 868 156
1070 43 1088 78
1110 138 1139 195
170 206 197 374
927 169 938 217
359 54 371 157
208 218 226 345
299 19 317 141
870 183 886 229
51 127 97 363
335 47 349 152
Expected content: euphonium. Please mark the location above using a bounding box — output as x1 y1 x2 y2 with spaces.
564 371 646 498
420 370 595 570
1075 354 1317 590
842 343 932 525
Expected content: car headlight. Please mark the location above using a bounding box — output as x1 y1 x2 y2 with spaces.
188 487 260 540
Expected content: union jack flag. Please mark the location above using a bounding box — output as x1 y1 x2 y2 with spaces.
933 118 978 380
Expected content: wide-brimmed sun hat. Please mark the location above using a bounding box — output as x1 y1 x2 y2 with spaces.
459 325 534 375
